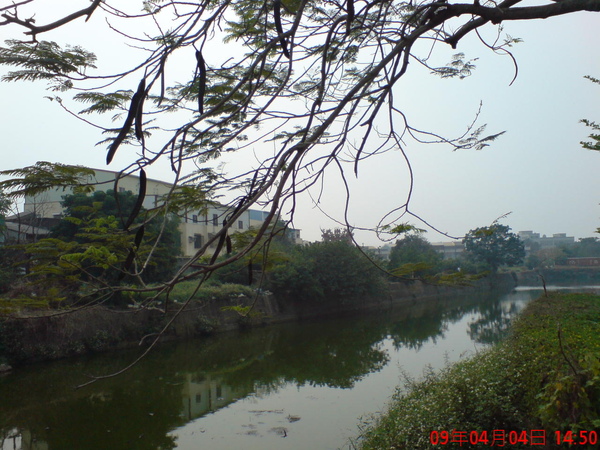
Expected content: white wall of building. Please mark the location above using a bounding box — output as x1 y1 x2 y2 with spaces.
20 167 289 258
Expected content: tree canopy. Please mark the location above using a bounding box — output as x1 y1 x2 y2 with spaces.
268 239 385 303
388 233 442 277
1 1 598 293
52 190 182 284
12 189 181 305
463 223 525 272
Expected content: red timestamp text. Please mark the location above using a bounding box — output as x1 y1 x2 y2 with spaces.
429 429 598 447
555 430 598 446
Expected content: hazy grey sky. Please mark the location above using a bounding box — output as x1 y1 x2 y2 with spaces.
1 3 599 246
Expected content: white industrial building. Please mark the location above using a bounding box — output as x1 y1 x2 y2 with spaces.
4 167 302 258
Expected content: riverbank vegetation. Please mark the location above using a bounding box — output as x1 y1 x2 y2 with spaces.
386 224 526 279
358 293 600 449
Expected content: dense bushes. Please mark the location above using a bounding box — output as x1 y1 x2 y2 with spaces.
159 281 255 304
268 241 385 304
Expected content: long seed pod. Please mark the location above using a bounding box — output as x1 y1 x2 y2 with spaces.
346 0 355 34
107 78 146 164
119 248 136 280
157 55 167 106
273 0 290 59
134 225 145 248
209 219 228 265
248 169 259 196
226 235 232 255
124 168 147 230
248 260 253 285
134 84 146 141
195 50 206 115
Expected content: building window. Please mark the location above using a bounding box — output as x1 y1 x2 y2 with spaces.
194 234 203 249
212 214 218 226
238 220 244 230
192 214 198 223
118 187 125 193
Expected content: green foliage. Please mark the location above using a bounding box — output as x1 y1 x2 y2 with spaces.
565 237 600 258
321 227 353 243
159 185 213 216
580 75 600 151
388 234 442 278
162 281 254 304
515 294 600 433
537 352 600 432
381 223 426 237
431 53 478 80
0 189 24 291
0 40 97 91
268 241 385 304
0 162 95 199
54 190 181 284
207 222 296 286
359 293 600 449
14 189 181 306
210 257 256 286
74 90 133 115
463 223 525 273
0 190 10 217
526 247 567 269
359 346 531 449
456 124 506 151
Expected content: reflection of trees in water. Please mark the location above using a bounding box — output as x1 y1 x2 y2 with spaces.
215 318 391 390
386 290 527 351
385 291 498 351
466 289 538 345
387 313 448 351
468 301 520 345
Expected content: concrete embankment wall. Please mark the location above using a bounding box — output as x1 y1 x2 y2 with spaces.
0 274 516 365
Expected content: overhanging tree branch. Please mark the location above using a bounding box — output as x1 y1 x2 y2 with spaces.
1 0 103 40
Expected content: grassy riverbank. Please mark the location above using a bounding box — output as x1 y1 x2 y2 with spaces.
358 293 600 449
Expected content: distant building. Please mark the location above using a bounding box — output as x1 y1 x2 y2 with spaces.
5 167 301 258
3 216 51 242
22 168 173 222
431 241 465 260
362 243 393 260
518 230 575 256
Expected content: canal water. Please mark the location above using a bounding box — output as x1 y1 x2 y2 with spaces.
1 287 549 450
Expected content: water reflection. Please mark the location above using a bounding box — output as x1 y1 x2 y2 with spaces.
1 287 538 450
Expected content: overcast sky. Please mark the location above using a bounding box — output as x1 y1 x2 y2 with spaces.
1 3 599 246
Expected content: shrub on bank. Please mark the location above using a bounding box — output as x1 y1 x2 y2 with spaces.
167 281 254 303
268 241 385 304
359 293 600 449
137 281 255 308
